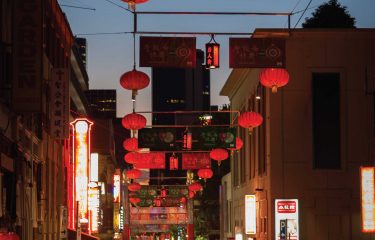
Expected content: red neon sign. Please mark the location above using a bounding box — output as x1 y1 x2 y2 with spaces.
70 118 93 227
206 43 220 69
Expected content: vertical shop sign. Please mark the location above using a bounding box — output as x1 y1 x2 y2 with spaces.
13 0 43 112
245 195 256 234
275 199 299 240
361 167 375 232
51 68 70 138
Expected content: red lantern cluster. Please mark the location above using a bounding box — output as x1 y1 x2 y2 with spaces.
129 197 140 205
238 111 263 133
128 182 141 192
197 168 213 182
123 137 139 152
210 148 228 166
259 68 289 93
188 182 203 192
122 113 146 131
126 169 142 179
124 152 142 164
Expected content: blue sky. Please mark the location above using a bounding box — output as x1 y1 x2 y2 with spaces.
59 0 375 120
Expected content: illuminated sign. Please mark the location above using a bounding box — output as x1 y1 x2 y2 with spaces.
90 153 99 182
275 199 299 240
206 42 220 69
71 118 93 223
361 167 375 232
245 195 256 234
88 183 100 233
113 173 121 203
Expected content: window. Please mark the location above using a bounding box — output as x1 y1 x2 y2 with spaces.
312 73 341 169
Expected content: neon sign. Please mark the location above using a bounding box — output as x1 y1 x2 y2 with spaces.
71 118 93 224
361 167 375 232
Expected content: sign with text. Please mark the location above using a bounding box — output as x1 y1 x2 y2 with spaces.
140 37 196 68
51 68 70 139
275 199 299 240
229 38 285 68
245 195 256 234
138 127 236 151
182 153 211 170
133 152 165 169
13 0 43 112
59 206 68 239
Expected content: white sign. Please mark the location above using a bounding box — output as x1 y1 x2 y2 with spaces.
275 199 299 240
59 206 68 239
361 167 375 232
245 195 256 234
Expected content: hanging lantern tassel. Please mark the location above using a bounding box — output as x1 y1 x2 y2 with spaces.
272 85 278 93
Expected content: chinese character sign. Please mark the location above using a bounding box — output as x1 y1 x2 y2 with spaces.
361 167 375 232
51 68 70 138
275 199 299 240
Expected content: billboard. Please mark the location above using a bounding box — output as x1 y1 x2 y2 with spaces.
275 199 299 240
140 37 196 68
229 38 285 68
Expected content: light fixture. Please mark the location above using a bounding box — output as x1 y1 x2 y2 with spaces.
183 127 192 150
205 34 220 69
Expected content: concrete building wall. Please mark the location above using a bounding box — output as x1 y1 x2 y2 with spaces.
221 29 375 240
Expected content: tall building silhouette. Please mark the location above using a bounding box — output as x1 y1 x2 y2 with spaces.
150 49 210 184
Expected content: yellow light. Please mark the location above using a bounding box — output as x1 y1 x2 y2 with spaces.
361 167 375 232
88 185 100 233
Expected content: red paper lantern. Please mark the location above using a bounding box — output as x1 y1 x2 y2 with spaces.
128 182 141 192
188 191 195 199
129 197 140 205
122 0 149 10
154 197 162 207
126 169 142 179
180 197 187 204
124 152 141 164
120 68 150 100
259 68 289 93
197 168 213 182
123 137 138 152
188 182 202 192
160 188 167 197
238 111 263 133
209 148 228 166
0 233 20 240
122 113 146 130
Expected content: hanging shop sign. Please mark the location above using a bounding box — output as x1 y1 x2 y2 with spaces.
133 152 165 169
229 38 285 68
361 166 375 232
51 68 70 139
140 37 196 68
12 0 43 112
245 195 256 234
138 127 236 151
182 153 211 170
275 199 299 240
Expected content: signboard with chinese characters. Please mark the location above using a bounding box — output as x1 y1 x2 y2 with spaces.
140 37 196 68
130 207 187 225
59 206 68 239
229 38 285 68
51 68 70 138
245 195 256 234
275 199 299 240
133 152 165 169
361 167 375 232
182 153 211 170
138 127 236 151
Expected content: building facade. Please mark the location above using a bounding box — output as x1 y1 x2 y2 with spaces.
220 29 375 240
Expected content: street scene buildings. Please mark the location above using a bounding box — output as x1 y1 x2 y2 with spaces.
0 0 374 240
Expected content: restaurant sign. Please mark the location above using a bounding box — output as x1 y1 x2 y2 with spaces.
229 38 285 68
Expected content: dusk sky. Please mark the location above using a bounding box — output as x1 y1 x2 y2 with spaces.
59 0 375 121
